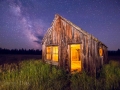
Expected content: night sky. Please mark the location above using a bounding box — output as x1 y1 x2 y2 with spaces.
0 0 120 50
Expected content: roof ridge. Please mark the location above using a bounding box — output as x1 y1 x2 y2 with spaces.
55 14 107 47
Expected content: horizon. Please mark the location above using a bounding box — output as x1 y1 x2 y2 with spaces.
0 47 120 51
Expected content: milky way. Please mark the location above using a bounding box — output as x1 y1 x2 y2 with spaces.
0 0 48 49
0 0 120 50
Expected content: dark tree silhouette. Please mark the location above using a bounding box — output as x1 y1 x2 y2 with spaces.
0 47 120 56
108 49 120 56
0 48 42 55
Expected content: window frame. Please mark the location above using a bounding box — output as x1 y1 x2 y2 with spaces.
46 46 52 60
46 46 58 62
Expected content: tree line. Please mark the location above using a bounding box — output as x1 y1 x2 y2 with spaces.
0 48 42 55
108 49 120 56
0 47 120 56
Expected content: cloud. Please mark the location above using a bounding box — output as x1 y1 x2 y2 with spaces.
33 35 43 44
36 35 43 41
34 41 41 44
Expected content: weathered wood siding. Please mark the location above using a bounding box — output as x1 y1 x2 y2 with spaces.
42 14 108 75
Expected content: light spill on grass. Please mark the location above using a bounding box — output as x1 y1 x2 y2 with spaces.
0 59 120 90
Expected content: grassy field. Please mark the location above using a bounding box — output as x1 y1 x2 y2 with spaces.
0 55 41 65
0 58 120 90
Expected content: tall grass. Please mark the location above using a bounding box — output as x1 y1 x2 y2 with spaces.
0 59 120 90
99 60 120 90
0 60 68 90
71 71 95 90
71 60 120 90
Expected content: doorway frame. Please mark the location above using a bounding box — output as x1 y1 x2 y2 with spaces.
68 43 82 72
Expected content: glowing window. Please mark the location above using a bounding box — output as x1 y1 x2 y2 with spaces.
52 46 58 61
99 48 103 56
46 46 51 60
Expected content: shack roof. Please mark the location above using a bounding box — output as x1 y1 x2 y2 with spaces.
42 14 107 48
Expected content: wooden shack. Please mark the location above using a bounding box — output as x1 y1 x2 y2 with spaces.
42 14 108 75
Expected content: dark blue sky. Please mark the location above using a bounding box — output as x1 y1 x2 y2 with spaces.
0 0 120 50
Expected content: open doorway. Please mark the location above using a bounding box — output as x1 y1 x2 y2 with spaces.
70 44 81 72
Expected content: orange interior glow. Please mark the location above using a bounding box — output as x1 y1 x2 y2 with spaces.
71 44 81 72
99 48 103 56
